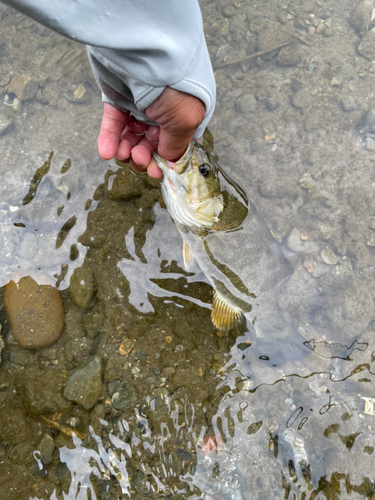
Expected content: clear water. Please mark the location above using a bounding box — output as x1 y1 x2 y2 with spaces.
0 1 375 499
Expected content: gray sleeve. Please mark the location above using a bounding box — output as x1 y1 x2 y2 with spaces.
1 0 216 137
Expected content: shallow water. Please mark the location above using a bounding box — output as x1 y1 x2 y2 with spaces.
0 1 375 499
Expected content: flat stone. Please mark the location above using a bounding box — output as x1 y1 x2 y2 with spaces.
4 276 64 349
320 246 340 265
277 45 302 66
0 114 12 136
340 96 357 112
7 74 38 101
69 265 95 309
287 227 319 253
109 379 137 411
365 137 375 152
36 434 55 465
291 88 313 109
63 355 102 410
237 93 257 114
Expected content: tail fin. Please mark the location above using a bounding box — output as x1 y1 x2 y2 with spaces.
252 318 312 366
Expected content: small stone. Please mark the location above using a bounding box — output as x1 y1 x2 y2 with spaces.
287 227 319 253
277 46 302 66
316 23 325 34
110 381 137 411
63 356 103 410
308 26 315 35
69 265 95 309
36 434 55 465
277 14 288 24
365 109 375 132
12 98 21 112
105 168 144 200
36 83 60 106
320 246 340 265
73 84 87 103
18 232 38 260
341 96 357 112
365 137 375 152
119 338 136 356
350 1 373 36
237 93 257 114
299 173 315 190
358 29 375 60
4 276 64 349
330 77 341 86
323 28 334 37
7 74 38 101
367 232 375 246
291 88 313 109
0 114 12 136
222 5 237 17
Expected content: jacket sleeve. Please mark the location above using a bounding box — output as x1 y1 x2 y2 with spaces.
1 0 216 137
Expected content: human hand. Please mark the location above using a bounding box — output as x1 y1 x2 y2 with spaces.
97 87 205 178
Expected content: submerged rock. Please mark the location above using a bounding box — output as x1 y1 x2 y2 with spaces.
63 356 102 410
69 265 95 309
4 276 64 349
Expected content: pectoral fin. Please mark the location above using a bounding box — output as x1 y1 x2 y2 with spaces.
183 240 194 271
212 290 244 331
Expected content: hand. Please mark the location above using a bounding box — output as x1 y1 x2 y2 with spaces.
97 87 205 178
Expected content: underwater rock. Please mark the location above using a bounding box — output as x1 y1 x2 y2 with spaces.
108 378 137 411
4 276 64 349
36 434 55 465
350 1 373 36
358 29 375 60
0 113 12 136
69 265 95 309
0 403 34 445
63 355 103 410
287 228 319 254
7 74 38 101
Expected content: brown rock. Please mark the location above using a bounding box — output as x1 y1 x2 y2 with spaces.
7 74 38 101
4 276 64 349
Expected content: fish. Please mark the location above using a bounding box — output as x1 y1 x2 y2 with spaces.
153 142 311 365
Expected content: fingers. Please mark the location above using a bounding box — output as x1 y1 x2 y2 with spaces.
146 87 205 162
98 103 130 160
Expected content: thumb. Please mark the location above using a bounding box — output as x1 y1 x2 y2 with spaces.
145 87 205 162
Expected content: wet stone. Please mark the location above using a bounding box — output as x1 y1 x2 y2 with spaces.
63 355 103 410
72 84 87 103
105 168 144 201
109 379 137 411
0 113 12 136
69 265 95 309
18 232 38 259
291 88 313 109
321 246 340 265
36 434 55 465
7 74 38 101
276 45 302 66
237 93 257 114
36 82 60 106
287 228 319 254
341 96 357 112
365 109 375 133
350 1 373 36
358 29 375 60
18 365 71 415
365 137 375 152
4 276 64 349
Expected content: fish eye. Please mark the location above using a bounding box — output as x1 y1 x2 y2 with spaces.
199 163 210 177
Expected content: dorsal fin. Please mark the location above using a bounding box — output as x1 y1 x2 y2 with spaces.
212 290 244 331
183 240 194 271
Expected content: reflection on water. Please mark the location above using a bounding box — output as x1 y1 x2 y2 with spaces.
0 0 375 499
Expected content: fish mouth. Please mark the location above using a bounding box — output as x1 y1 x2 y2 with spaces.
153 141 194 175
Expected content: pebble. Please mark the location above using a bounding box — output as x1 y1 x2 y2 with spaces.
276 46 302 66
358 29 375 60
72 84 87 103
367 232 375 246
350 1 373 36
340 96 357 112
18 232 38 260
69 265 95 309
4 276 64 349
299 173 315 190
323 28 334 37
63 355 103 410
36 83 59 106
36 434 55 465
320 246 340 265
365 137 375 152
109 379 137 411
291 88 312 109
316 23 325 34
0 113 12 136
365 109 375 132
7 74 38 101
287 227 319 254
237 93 257 114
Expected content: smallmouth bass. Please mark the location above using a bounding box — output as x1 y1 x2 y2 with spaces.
154 142 310 364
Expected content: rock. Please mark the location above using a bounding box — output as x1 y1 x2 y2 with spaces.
109 379 137 411
287 227 320 254
350 1 373 36
365 137 375 151
7 74 38 101
63 356 103 410
340 96 357 112
299 173 315 190
105 168 144 200
18 232 39 259
0 113 12 136
291 88 313 109
36 82 60 106
365 109 375 132
237 93 257 114
17 365 71 415
4 276 64 349
358 29 375 60
69 265 95 309
320 246 340 265
0 403 34 445
36 434 55 465
222 4 237 17
73 84 88 103
367 232 375 246
276 45 302 66
323 28 334 37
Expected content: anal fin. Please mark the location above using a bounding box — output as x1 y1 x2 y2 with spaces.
212 290 244 331
183 240 194 271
